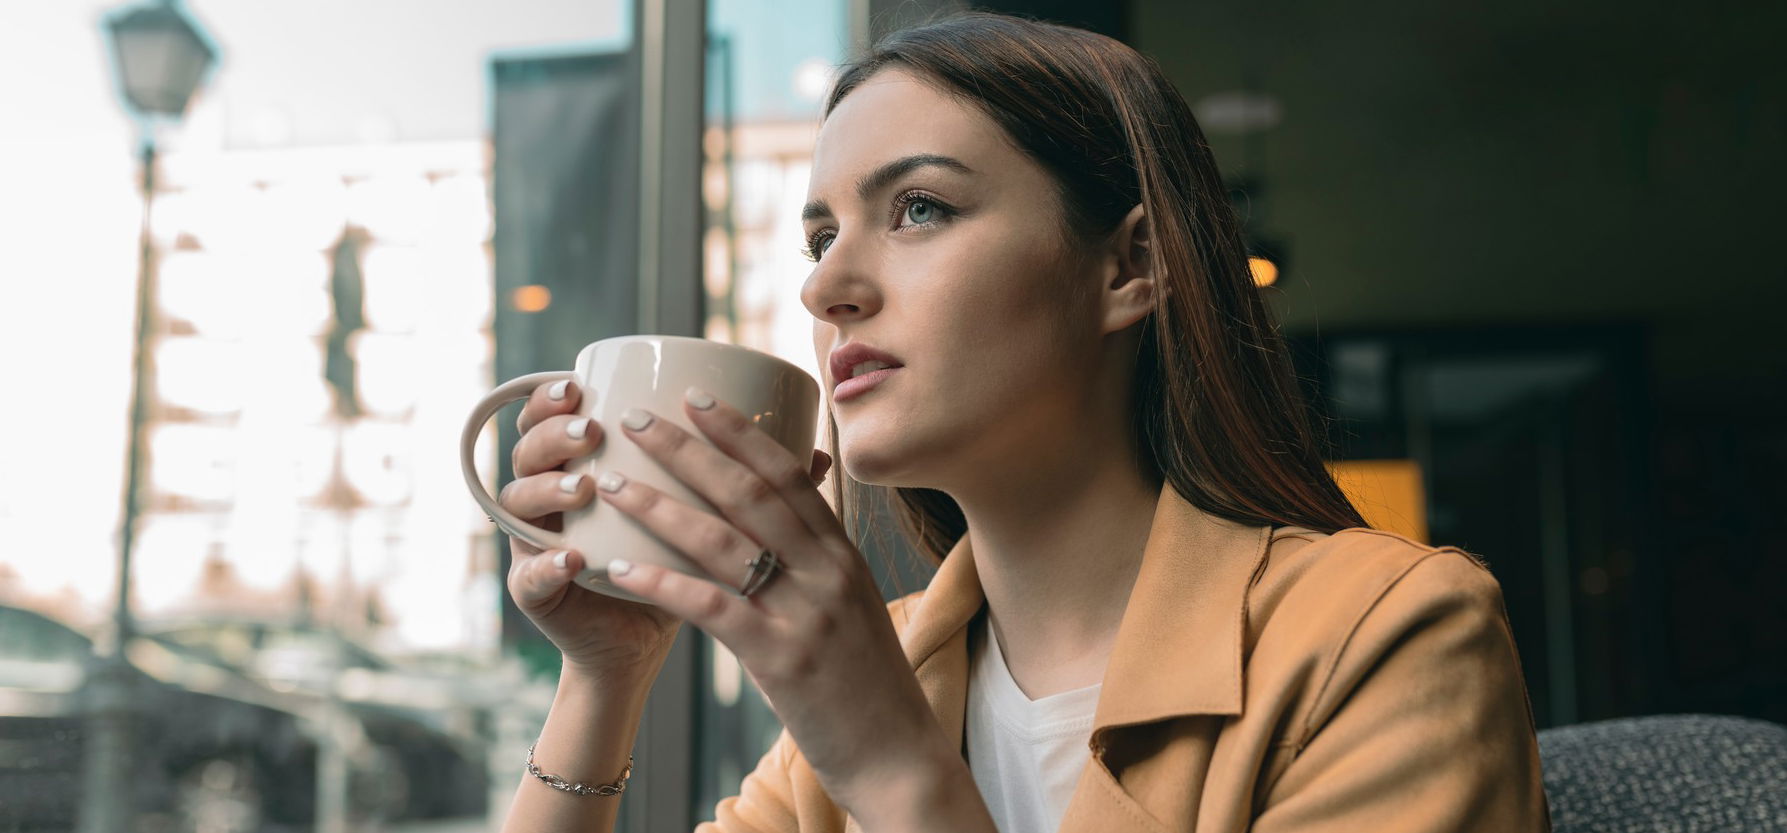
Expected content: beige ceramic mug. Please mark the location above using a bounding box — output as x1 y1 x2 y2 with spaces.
460 335 821 605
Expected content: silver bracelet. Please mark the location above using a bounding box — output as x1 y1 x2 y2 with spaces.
526 742 633 797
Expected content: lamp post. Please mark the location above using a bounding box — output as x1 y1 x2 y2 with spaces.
82 3 217 831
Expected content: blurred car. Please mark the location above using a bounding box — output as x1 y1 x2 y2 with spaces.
0 603 320 831
0 604 485 832
136 614 490 821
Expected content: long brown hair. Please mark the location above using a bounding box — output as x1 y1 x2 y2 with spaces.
819 12 1368 579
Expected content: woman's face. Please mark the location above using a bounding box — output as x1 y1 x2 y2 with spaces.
801 68 1109 490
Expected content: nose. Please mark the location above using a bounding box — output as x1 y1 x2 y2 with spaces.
800 234 880 325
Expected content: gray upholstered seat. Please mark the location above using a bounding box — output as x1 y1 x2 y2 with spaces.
1537 713 1787 832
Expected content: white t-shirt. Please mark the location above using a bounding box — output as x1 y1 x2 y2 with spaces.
965 617 1103 833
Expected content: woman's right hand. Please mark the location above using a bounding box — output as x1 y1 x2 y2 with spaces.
501 379 680 682
499 379 833 682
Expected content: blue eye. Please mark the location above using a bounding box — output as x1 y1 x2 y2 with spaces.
902 199 936 226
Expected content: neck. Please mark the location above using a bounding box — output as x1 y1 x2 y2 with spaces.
954 439 1161 699
929 324 1162 698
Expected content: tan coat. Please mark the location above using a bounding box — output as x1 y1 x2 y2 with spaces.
698 480 1553 832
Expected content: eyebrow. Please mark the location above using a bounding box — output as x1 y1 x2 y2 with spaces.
800 153 974 222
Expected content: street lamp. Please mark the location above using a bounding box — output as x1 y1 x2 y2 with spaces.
103 0 218 658
106 0 218 118
82 3 218 832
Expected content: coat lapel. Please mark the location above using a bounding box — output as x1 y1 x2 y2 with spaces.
863 480 1273 833
1061 483 1272 833
895 529 986 756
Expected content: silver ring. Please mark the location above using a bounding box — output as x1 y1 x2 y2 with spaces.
739 550 780 597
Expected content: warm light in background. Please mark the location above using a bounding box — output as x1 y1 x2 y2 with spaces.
1249 255 1279 287
511 284 552 312
1325 458 1428 543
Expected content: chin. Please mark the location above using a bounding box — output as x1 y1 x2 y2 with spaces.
834 423 910 486
836 442 896 487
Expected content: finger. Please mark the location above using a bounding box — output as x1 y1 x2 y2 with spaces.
517 378 582 435
676 388 844 544
508 548 585 613
500 471 596 523
513 414 605 478
809 449 832 485
615 404 820 573
594 472 793 599
603 558 757 646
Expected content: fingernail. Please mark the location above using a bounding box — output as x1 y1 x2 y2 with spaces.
685 386 715 410
621 408 653 431
566 417 590 440
597 470 626 493
552 551 568 569
548 380 570 401
607 558 633 577
559 474 584 494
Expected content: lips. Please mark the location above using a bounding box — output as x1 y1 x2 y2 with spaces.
828 342 905 392
832 366 900 403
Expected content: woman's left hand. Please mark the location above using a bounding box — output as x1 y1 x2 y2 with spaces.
594 385 956 817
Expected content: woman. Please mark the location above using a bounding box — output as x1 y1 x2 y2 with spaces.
495 12 1550 833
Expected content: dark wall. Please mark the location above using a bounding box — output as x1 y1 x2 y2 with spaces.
970 0 1126 39
1133 0 1785 407
1131 0 1786 725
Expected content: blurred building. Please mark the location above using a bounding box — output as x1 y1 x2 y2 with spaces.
126 140 502 659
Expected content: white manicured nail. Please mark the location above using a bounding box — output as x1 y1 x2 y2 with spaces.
566 417 590 440
607 558 633 577
552 551 568 569
621 408 653 431
685 386 715 410
547 380 570 401
597 470 626 493
558 474 584 494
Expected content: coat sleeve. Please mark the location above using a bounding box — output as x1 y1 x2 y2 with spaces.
693 595 922 833
1251 551 1553 833
695 726 804 833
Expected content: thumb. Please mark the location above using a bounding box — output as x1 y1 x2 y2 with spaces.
809 449 833 484
510 549 584 612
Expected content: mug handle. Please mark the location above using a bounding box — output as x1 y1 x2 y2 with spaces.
460 370 578 552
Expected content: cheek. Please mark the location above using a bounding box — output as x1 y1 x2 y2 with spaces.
924 229 1081 357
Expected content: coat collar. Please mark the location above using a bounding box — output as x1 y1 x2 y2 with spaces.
895 478 1274 749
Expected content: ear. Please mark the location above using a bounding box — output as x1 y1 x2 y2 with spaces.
1099 204 1156 336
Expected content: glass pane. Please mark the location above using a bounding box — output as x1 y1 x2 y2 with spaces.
2 1 627 828
696 0 850 822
